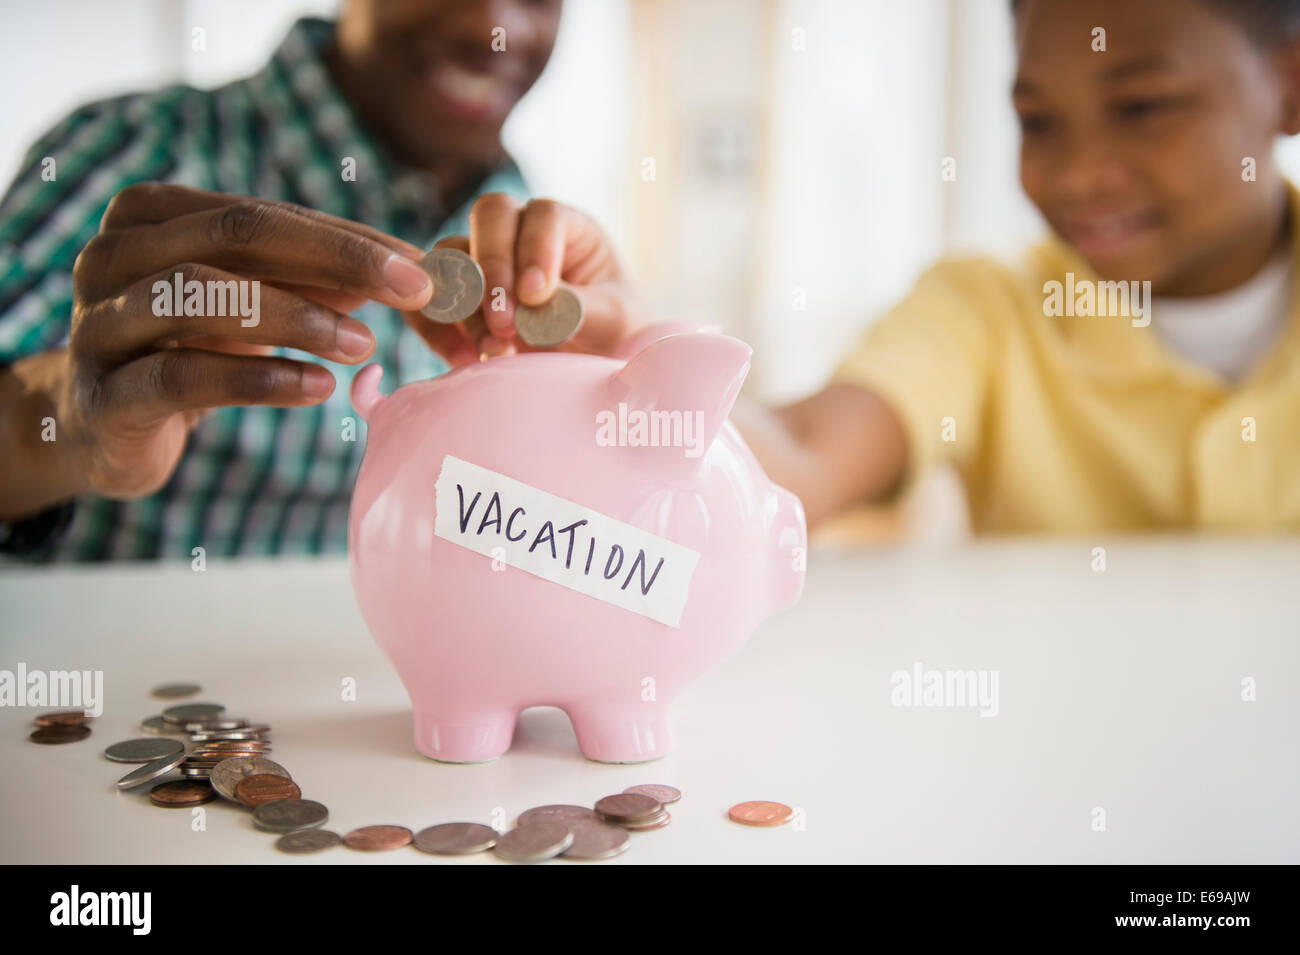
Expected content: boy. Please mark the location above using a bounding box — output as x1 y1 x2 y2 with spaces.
463 0 1300 533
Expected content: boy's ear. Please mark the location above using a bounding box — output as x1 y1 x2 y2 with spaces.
1275 38 1300 135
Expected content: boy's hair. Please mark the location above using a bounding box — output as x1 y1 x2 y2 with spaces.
1011 0 1300 45
1204 0 1300 41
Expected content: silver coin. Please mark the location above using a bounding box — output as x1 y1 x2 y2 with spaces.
517 804 600 828
515 287 584 346
141 716 187 735
620 809 671 831
182 716 248 732
209 756 292 802
418 248 484 324
104 738 186 763
275 829 342 853
562 821 631 860
161 702 225 724
190 728 269 741
622 784 681 806
253 798 329 833
180 765 213 778
494 822 574 863
413 823 499 855
115 751 187 789
151 683 201 699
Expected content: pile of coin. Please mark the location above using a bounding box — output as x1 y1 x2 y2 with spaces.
65 681 792 859
28 710 94 745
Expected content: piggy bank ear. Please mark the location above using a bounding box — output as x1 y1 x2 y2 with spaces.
606 332 751 473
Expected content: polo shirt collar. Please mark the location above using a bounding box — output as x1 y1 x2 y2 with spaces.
1028 182 1300 393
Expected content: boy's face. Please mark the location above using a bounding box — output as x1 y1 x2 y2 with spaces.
1014 0 1300 295
337 0 562 172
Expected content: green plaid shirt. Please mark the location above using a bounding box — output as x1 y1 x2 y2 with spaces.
0 18 528 561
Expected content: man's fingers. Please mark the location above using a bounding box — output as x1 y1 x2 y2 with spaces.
72 265 376 368
78 201 432 310
468 193 524 337
94 349 336 426
100 182 425 259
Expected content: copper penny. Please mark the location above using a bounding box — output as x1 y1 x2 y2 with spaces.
149 779 217 807
344 825 414 851
29 724 91 744
593 793 662 822
235 773 302 807
34 711 91 727
728 801 795 826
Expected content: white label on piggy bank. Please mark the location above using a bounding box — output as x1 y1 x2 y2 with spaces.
434 455 701 628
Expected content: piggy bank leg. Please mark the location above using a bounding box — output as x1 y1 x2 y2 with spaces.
413 707 518 762
564 700 673 763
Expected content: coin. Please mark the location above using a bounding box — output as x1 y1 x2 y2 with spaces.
182 717 248 732
343 825 413 851
728 801 795 826
623 784 681 805
29 725 91 744
141 716 186 735
161 702 225 724
192 746 270 757
180 765 213 778
517 804 601 828
34 711 91 727
149 779 217 807
594 793 662 822
115 751 187 789
418 248 484 324
515 287 584 346
252 798 329 833
413 823 499 855
104 738 185 763
275 829 342 854
151 683 201 699
236 774 301 807
561 822 630 860
494 823 574 863
620 810 671 831
189 732 269 748
210 756 291 802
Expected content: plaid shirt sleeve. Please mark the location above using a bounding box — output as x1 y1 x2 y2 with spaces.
0 90 189 362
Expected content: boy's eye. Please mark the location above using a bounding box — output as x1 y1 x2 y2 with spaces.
1017 112 1055 136
1113 98 1177 122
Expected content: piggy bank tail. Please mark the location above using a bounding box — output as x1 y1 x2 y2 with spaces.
350 364 385 422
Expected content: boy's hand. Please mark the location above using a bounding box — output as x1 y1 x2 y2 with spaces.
49 182 434 501
405 194 650 367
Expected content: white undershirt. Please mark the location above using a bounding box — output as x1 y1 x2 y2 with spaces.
1150 249 1292 383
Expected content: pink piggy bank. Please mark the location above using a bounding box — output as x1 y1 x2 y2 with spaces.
348 324 806 763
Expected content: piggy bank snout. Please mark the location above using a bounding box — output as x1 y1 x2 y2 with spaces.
770 485 807 614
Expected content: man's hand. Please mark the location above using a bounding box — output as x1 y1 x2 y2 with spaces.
2 182 434 514
405 194 650 366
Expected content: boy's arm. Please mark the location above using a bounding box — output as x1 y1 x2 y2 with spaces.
730 385 907 528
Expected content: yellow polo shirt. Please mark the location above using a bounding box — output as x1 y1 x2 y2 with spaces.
831 214 1300 533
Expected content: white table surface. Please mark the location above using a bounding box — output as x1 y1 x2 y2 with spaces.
1 539 1297 865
